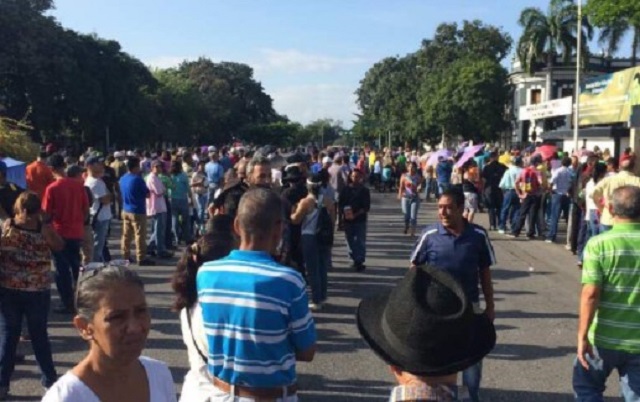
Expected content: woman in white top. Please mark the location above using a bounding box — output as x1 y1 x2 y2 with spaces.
577 163 608 267
170 215 236 402
42 264 176 402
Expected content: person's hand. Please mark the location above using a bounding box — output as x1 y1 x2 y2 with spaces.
397 194 402 200
485 305 495 322
577 337 594 370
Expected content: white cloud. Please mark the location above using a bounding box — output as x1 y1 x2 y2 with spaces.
255 48 369 73
271 84 358 126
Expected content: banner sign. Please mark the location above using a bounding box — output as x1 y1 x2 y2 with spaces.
579 66 640 126
519 97 573 121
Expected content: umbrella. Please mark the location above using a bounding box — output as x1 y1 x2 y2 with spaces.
536 144 557 161
426 149 453 166
455 144 486 168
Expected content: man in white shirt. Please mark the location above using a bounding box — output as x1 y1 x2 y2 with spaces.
84 156 113 262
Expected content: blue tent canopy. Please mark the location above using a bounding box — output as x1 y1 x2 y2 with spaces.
1 157 27 189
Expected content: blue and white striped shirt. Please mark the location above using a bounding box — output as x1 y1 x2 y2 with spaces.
196 250 316 387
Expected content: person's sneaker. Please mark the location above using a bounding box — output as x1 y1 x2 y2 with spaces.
498 229 505 234
308 303 322 312
356 263 366 272
545 239 553 243
565 244 572 251
137 258 156 266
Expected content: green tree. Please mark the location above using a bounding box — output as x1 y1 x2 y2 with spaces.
587 0 640 64
517 0 593 74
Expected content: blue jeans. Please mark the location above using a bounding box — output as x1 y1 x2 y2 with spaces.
547 193 569 241
171 198 192 244
302 235 328 304
92 219 110 263
149 212 168 254
344 221 367 265
463 360 483 402
437 182 450 196
52 238 82 309
401 197 420 228
499 189 520 231
0 289 57 388
573 346 640 401
578 210 600 263
196 193 208 227
424 178 438 200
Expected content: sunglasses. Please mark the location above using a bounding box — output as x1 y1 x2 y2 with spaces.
78 259 130 285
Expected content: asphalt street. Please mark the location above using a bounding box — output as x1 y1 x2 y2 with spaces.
11 190 622 401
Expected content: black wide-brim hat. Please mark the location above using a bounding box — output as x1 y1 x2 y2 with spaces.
356 265 496 376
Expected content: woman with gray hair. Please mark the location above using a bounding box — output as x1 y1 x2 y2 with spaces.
42 264 177 402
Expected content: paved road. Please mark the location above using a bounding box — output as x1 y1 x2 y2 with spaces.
12 191 621 401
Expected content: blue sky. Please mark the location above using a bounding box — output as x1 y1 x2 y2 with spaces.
50 0 633 127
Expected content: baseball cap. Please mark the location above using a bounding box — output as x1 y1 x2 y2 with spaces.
322 156 332 164
66 164 85 178
114 151 123 158
85 155 104 166
208 146 217 153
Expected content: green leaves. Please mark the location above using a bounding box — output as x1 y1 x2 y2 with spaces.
355 20 511 147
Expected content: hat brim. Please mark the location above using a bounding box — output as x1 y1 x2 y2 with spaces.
356 292 496 376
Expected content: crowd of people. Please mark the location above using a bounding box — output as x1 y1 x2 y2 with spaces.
0 139 638 401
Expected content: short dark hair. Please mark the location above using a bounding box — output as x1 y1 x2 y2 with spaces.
611 186 640 220
126 157 140 171
237 188 283 239
439 187 465 208
561 156 572 167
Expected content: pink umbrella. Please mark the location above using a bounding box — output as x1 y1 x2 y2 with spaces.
455 144 485 168
535 144 557 161
426 149 453 166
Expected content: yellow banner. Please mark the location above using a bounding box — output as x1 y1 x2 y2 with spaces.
579 66 640 126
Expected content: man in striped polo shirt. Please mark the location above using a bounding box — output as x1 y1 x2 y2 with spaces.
197 188 316 402
573 185 640 400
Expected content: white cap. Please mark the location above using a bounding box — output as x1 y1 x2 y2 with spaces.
208 146 217 153
322 156 332 164
114 151 123 158
126 151 135 157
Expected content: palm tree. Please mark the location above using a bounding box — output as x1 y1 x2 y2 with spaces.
517 0 594 74
598 19 640 65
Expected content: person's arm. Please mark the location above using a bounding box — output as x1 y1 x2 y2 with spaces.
591 178 606 211
291 198 312 225
296 345 316 362
577 238 603 369
289 285 317 362
42 221 64 251
397 175 404 199
480 268 495 321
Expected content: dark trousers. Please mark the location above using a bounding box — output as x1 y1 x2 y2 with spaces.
0 289 57 388
345 221 367 265
484 189 503 229
52 238 82 309
511 194 542 237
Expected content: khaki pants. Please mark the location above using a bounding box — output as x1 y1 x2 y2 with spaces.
122 212 147 262
81 225 94 266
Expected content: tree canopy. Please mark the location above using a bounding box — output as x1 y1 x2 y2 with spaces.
355 20 512 146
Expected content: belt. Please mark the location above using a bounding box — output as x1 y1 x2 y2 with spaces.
213 377 297 400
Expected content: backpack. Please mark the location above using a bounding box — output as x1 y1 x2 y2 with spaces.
315 195 334 247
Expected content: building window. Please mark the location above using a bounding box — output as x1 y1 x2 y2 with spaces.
531 89 542 104
560 87 574 98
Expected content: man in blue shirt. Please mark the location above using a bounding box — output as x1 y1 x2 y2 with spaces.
197 188 316 400
546 156 574 243
119 157 154 266
205 152 224 200
410 187 496 402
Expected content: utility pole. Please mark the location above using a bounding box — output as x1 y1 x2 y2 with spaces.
106 126 110 151
573 0 582 154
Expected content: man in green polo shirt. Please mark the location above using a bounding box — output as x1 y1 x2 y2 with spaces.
573 185 640 401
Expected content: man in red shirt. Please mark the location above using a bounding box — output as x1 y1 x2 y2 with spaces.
509 155 543 239
26 151 54 200
42 154 89 314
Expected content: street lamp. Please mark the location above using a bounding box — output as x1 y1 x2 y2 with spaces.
573 0 583 154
